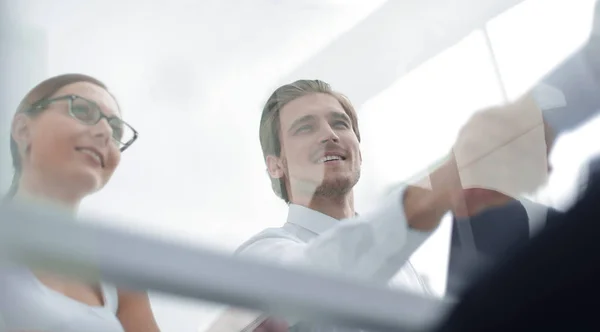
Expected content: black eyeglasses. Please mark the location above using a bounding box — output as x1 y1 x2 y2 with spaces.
30 94 138 152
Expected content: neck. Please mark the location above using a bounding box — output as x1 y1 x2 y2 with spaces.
13 175 82 214
291 191 355 220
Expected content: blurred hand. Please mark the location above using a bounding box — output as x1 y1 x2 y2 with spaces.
434 93 549 218
432 154 513 218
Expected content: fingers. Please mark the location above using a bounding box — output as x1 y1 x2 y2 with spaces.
453 93 549 198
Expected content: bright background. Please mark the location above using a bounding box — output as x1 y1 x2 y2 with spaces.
1 0 598 331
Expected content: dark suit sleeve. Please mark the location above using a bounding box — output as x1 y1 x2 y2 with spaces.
545 205 565 228
436 171 600 332
446 200 530 296
542 50 600 134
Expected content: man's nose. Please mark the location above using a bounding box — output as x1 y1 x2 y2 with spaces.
319 125 340 144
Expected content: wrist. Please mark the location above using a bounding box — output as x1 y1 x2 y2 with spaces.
404 154 463 230
403 185 451 231
429 153 462 209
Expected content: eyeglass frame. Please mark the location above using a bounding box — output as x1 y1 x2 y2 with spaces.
26 94 139 152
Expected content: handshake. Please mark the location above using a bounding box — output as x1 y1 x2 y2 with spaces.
211 91 552 332
413 92 550 219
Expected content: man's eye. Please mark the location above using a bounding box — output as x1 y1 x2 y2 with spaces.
333 121 350 129
295 125 312 134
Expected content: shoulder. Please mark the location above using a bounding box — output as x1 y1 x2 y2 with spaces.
235 226 301 256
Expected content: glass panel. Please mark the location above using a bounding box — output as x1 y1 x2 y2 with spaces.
357 30 503 297
486 0 596 100
487 0 598 208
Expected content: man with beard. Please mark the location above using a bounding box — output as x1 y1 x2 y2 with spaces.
236 79 548 332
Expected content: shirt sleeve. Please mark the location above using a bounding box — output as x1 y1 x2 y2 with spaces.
237 187 434 282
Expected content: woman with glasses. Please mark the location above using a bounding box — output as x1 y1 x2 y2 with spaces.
0 74 159 331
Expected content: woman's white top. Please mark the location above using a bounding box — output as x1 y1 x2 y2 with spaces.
0 264 124 332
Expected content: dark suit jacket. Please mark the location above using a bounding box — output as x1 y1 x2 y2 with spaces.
446 200 563 297
436 7 600 328
446 155 600 297
445 31 600 295
436 160 600 332
541 51 600 134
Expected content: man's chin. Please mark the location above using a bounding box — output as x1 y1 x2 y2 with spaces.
316 176 357 196
289 170 359 195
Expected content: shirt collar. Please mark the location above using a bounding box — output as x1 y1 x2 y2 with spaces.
286 204 340 235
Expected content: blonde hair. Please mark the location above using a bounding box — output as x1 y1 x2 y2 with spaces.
258 79 361 202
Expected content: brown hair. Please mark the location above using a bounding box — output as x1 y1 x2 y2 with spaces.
6 73 113 198
259 79 361 203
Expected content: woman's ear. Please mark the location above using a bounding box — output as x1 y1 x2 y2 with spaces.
11 114 32 151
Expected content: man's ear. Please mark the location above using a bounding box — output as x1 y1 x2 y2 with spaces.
266 155 284 179
11 114 32 149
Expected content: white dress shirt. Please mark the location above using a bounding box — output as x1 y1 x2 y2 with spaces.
236 187 433 292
